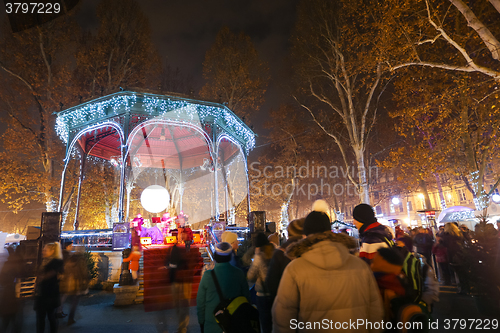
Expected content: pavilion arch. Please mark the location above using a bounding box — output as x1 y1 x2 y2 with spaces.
215 134 250 225
55 91 255 230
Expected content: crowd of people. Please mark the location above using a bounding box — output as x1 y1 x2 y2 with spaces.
195 202 449 333
2 208 499 333
0 239 90 333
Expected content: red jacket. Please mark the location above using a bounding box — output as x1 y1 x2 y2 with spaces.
183 227 194 241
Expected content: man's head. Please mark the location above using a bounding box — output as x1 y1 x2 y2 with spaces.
221 231 239 250
303 211 331 236
439 225 445 232
352 204 376 230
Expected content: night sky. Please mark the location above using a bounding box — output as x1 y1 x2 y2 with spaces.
0 0 300 136
78 0 299 132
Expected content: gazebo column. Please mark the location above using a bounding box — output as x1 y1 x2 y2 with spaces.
118 114 130 223
168 127 183 212
213 126 219 221
244 149 251 213
57 160 70 212
73 150 88 230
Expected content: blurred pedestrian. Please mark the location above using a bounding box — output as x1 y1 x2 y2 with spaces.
413 228 434 264
123 246 141 283
60 246 89 326
162 238 192 333
247 232 275 333
196 242 251 333
34 242 64 333
460 225 471 242
265 236 301 303
0 246 24 333
441 222 465 293
353 203 394 264
182 224 194 252
432 238 451 285
56 241 73 318
272 211 383 333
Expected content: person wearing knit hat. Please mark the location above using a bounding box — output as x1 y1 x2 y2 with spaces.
248 233 275 333
287 218 305 237
303 211 331 236
221 231 238 250
273 211 383 331
197 242 251 333
353 203 394 264
220 231 244 270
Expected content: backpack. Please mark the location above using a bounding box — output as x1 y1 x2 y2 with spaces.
365 232 425 303
210 270 260 333
401 252 426 304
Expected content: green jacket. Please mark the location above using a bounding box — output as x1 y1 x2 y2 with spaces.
196 262 251 333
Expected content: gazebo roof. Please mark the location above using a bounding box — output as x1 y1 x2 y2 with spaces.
55 91 256 158
56 91 255 153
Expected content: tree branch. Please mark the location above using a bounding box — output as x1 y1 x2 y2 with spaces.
449 0 500 60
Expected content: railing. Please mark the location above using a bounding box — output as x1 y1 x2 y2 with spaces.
206 226 220 261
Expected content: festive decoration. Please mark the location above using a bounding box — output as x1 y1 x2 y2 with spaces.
140 185 170 213
447 210 475 221
470 171 489 210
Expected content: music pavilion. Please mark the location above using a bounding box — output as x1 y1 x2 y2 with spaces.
55 90 255 233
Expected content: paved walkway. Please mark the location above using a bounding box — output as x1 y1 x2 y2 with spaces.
15 285 499 333
18 290 202 333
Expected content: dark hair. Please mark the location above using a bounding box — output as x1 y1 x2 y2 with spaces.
396 235 413 251
377 247 405 266
253 232 269 248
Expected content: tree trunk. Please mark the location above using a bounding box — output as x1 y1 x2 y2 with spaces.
355 151 370 204
433 173 447 209
419 178 432 209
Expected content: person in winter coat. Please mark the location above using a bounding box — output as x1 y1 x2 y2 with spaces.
0 246 24 333
122 246 141 282
441 223 464 292
395 237 439 310
413 228 434 264
432 238 450 285
353 204 394 264
59 247 89 326
265 236 302 303
196 242 251 333
247 233 275 333
370 248 408 322
34 242 64 333
182 225 194 252
272 211 383 333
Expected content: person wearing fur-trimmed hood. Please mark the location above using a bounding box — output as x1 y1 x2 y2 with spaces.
272 211 383 333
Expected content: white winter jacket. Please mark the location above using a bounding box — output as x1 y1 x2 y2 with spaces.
272 232 384 333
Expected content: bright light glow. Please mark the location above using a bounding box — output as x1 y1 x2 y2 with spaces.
391 197 400 205
492 194 500 203
447 193 452 200
140 185 170 213
418 193 425 200
403 218 410 225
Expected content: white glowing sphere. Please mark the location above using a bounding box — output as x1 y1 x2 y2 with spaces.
140 185 170 213
492 194 500 203
391 197 400 205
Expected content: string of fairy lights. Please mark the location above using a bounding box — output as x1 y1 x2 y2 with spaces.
55 92 255 154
